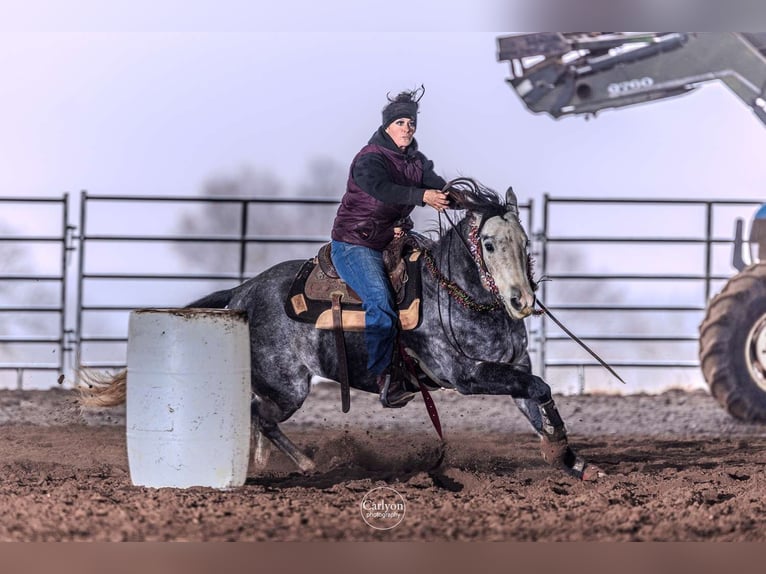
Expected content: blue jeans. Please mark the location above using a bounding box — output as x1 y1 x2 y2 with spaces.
330 240 398 375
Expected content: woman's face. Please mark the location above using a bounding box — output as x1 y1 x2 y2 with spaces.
385 118 416 150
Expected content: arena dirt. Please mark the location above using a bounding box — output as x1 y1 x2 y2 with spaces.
1 384 765 541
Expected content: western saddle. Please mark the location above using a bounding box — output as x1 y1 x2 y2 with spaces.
284 236 423 412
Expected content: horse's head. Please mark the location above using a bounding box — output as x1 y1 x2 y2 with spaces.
446 179 537 320
476 187 536 319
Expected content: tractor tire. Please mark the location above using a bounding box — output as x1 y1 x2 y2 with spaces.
699 262 766 422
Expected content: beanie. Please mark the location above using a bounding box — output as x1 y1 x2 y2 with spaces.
381 86 424 127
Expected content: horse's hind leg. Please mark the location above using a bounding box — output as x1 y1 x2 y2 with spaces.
250 400 315 473
258 419 316 473
251 418 272 470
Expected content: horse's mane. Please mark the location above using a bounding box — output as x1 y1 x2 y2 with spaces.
411 177 511 246
435 177 539 292
443 178 507 220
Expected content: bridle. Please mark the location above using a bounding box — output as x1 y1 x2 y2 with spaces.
420 214 505 314
422 208 529 362
466 218 503 300
422 195 627 384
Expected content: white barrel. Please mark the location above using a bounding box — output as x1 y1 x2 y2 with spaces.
126 308 251 488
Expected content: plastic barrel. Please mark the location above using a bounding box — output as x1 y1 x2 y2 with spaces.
126 308 251 488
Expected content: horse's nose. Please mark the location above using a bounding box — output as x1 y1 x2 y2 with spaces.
510 289 536 314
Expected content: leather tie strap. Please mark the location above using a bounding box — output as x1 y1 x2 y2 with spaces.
331 291 351 412
399 340 443 440
417 381 443 440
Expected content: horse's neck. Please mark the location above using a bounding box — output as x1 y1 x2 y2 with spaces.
427 222 493 300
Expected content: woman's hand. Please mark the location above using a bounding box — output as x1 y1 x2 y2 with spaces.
423 189 450 212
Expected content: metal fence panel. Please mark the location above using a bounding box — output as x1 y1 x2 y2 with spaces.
1 192 759 393
0 195 72 389
74 192 340 371
539 195 762 393
73 192 534 375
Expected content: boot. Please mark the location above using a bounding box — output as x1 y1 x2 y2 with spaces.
376 370 415 408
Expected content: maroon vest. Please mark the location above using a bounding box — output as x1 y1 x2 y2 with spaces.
331 144 425 250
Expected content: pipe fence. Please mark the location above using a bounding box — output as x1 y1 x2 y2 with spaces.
0 192 760 392
0 195 74 388
537 195 761 393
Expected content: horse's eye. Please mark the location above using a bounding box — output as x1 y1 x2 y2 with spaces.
483 241 495 253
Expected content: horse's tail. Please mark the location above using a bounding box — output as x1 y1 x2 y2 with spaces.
77 288 235 409
77 368 127 408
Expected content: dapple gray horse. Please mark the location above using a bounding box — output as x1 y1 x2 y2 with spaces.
81 178 603 481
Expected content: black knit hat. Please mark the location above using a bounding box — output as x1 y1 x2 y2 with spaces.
381 86 425 128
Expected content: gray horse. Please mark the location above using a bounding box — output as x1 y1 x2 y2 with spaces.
82 178 603 481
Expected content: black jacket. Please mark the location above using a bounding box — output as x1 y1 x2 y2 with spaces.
331 128 447 249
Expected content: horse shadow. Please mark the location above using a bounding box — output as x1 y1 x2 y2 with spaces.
244 432 530 491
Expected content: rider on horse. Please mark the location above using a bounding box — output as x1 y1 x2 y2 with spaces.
330 86 451 408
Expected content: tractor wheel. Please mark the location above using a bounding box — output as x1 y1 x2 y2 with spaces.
699 263 766 422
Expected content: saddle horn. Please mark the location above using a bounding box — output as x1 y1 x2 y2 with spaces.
505 187 519 216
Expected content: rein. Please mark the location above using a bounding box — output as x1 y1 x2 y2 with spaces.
425 205 626 385
424 209 511 363
534 299 627 385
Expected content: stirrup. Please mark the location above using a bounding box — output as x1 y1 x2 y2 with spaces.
378 374 415 408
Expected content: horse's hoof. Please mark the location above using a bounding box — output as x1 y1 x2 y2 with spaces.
577 461 606 481
569 456 606 482
581 464 607 481
297 458 317 474
540 437 605 481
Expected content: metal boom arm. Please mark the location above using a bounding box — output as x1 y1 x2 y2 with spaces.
497 32 766 125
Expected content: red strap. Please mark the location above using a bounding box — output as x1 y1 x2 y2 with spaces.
399 341 443 440
416 381 443 440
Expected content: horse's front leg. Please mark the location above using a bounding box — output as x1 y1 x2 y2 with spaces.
462 363 604 481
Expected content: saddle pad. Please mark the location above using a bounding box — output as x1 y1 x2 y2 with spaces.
284 250 423 332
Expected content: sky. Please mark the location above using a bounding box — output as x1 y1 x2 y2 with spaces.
1 25 765 208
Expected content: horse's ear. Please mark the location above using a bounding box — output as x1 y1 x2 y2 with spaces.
505 187 519 216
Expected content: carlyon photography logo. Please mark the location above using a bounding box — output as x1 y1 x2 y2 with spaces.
360 486 406 530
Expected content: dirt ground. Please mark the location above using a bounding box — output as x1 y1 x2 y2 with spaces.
1 384 765 542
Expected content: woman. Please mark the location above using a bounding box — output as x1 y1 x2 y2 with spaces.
330 86 451 408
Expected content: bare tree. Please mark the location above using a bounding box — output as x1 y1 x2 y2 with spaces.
0 222 52 366
0 224 25 298
173 167 287 274
173 158 346 277
295 157 347 198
